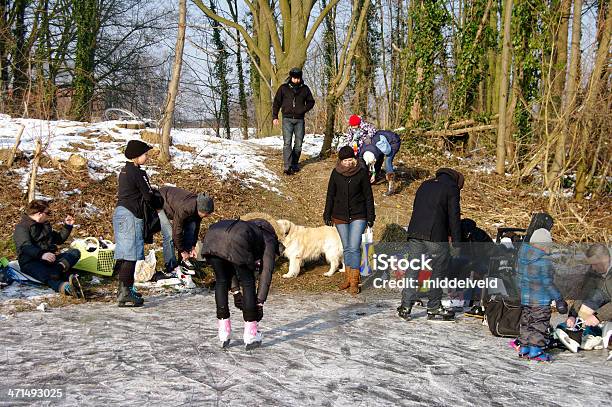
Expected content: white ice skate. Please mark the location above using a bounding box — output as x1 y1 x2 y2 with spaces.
218 319 231 348
243 321 262 350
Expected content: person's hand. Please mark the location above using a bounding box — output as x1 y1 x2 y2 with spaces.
584 314 600 327
232 290 243 310
370 175 375 184
189 247 198 258
256 302 264 322
64 215 75 226
566 316 576 328
273 119 279 126
555 299 568 314
367 221 374 228
180 251 190 261
42 252 56 263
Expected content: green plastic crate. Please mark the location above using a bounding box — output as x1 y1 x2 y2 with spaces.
71 237 115 276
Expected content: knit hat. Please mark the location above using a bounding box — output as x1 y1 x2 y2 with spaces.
125 140 153 159
363 151 376 166
196 193 214 214
530 228 552 244
348 115 361 127
289 67 302 79
338 145 355 160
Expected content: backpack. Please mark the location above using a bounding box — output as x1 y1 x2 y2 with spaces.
485 295 522 337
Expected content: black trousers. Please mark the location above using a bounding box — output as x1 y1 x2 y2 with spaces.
207 256 258 322
21 249 81 292
519 305 551 348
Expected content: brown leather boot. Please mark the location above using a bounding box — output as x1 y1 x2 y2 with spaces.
349 267 361 295
383 173 396 196
338 267 351 291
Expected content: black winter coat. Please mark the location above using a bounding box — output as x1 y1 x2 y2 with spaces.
159 186 201 252
323 167 375 224
116 162 158 219
13 214 73 269
272 81 315 120
200 219 279 303
406 172 461 243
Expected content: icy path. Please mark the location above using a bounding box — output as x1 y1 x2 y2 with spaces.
0 291 610 406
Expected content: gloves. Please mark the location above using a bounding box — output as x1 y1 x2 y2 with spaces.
325 218 333 227
256 302 264 322
367 221 374 228
232 290 243 310
555 299 568 315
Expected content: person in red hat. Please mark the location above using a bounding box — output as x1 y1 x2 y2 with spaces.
343 114 378 157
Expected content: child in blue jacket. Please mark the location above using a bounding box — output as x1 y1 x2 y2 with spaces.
516 228 568 362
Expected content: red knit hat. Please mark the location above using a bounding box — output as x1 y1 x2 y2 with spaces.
348 115 361 127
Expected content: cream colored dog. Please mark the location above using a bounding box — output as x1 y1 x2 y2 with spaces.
277 219 344 278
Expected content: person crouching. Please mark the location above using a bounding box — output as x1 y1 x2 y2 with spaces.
200 212 282 350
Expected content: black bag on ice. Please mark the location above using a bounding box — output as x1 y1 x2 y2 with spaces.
485 295 522 337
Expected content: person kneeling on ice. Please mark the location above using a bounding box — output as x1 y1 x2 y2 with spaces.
13 199 82 297
515 228 568 362
200 212 282 349
555 243 611 353
158 186 214 274
361 130 402 196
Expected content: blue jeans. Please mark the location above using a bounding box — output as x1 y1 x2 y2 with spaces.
335 220 367 269
384 150 396 174
113 206 144 261
159 209 198 271
282 118 305 170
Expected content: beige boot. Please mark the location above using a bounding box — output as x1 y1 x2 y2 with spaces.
383 173 396 196
338 267 351 291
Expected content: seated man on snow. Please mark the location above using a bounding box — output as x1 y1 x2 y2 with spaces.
555 243 612 353
13 199 82 297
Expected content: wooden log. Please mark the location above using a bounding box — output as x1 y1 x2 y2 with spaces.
423 124 497 137
28 138 43 202
6 125 25 168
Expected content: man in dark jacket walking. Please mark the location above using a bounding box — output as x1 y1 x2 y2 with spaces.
13 199 81 297
397 168 464 321
158 186 214 273
272 67 315 175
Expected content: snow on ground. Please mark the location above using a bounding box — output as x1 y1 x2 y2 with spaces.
0 291 609 406
247 133 325 158
0 118 294 192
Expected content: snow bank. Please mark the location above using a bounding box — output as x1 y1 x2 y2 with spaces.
0 118 291 191
247 134 325 158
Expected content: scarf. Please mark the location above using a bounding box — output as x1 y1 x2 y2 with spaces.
335 159 360 177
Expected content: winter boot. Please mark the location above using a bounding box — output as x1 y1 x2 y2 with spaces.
581 334 603 350
117 282 144 307
397 305 412 321
426 306 456 321
528 346 552 362
383 173 396 196
69 274 85 299
243 321 262 350
59 281 78 298
464 305 485 319
338 267 351 291
218 318 231 349
517 344 530 359
602 322 611 349
554 327 581 353
349 267 361 295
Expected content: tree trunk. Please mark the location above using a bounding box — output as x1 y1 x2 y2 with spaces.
12 0 28 115
321 96 338 157
28 138 43 203
549 0 582 187
71 0 100 121
550 0 570 115
496 0 513 175
575 1 611 200
0 0 9 110
234 25 249 138
159 0 187 163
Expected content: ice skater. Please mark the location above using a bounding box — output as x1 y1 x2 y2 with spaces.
200 212 281 349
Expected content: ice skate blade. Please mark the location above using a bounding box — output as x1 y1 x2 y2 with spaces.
118 302 144 308
245 341 262 351
426 315 455 322
221 339 230 349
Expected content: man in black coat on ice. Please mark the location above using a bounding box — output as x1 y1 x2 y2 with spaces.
397 168 464 321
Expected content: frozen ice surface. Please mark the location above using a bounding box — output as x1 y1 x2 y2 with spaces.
0 291 610 406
